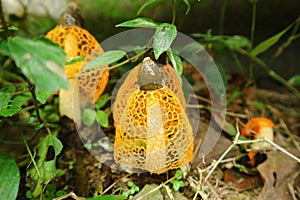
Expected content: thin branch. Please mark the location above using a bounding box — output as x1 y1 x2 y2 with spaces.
73 49 148 79
171 0 176 25
249 1 257 79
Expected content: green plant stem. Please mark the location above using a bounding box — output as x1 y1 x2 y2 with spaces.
250 2 256 46
171 0 176 24
28 83 43 124
23 134 41 177
290 15 300 37
231 51 246 77
219 0 228 34
76 49 148 78
253 57 300 98
249 1 257 79
273 15 300 58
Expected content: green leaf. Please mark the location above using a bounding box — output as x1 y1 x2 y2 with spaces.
222 35 251 51
226 123 237 136
26 117 36 124
116 17 158 28
96 110 109 128
137 0 157 15
0 105 21 117
174 169 183 180
84 50 126 70
84 143 92 150
0 92 10 109
66 55 85 65
36 91 52 104
82 108 96 126
128 181 134 187
171 180 184 192
95 93 110 109
6 36 69 93
167 50 183 75
86 195 126 200
27 135 63 197
0 92 31 117
255 101 265 110
11 92 31 107
153 23 177 59
250 24 293 57
47 135 63 157
0 40 10 55
288 75 300 86
226 89 241 105
1 86 16 93
34 123 44 131
0 153 20 200
56 189 67 197
181 0 191 14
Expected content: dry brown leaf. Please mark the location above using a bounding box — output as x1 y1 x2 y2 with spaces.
257 134 300 200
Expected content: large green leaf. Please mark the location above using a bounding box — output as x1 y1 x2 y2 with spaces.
250 24 293 57
137 0 157 15
0 153 20 200
116 17 158 28
153 23 177 59
5 37 69 93
84 50 126 70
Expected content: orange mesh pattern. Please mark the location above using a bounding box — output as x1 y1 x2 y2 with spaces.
113 63 186 125
114 87 194 174
46 25 109 102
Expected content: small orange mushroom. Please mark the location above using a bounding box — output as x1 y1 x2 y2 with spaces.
45 3 109 119
114 57 193 174
241 117 275 165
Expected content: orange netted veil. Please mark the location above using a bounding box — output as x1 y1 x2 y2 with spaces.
46 25 109 103
113 57 194 174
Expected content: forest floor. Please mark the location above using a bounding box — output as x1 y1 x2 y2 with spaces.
55 68 300 200
3 64 299 200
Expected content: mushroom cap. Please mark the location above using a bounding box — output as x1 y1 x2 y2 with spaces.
241 117 275 137
137 57 165 89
